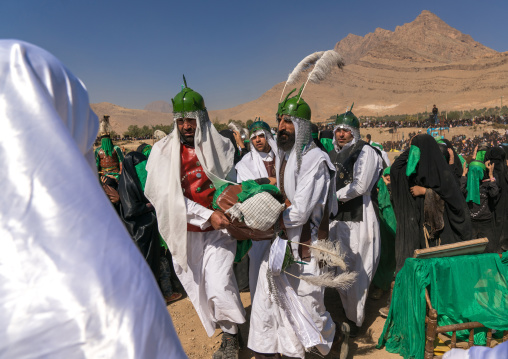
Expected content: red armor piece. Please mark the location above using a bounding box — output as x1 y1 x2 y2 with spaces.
180 143 215 232
98 149 120 174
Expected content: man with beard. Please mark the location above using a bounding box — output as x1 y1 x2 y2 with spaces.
145 78 246 359
235 120 279 301
248 86 341 358
328 109 384 337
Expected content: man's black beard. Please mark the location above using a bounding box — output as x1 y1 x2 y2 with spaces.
179 131 195 146
277 130 295 152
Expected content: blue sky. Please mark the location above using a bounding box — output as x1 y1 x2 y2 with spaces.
1 0 507 110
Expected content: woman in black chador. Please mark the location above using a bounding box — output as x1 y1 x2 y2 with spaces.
118 151 161 277
485 146 508 253
391 134 472 272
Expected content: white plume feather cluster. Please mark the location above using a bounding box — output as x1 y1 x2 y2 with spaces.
310 239 347 271
228 122 243 133
307 50 345 84
286 51 325 85
298 271 357 291
99 116 112 135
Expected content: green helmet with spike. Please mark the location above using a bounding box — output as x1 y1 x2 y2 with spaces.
248 117 271 134
277 84 311 121
335 103 359 129
171 75 206 114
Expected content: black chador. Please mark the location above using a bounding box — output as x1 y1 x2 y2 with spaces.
391 134 472 272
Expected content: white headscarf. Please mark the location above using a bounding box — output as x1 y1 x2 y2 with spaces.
235 129 278 180
0 40 186 358
145 109 235 271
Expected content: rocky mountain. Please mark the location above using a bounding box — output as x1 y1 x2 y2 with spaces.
92 10 508 131
91 102 172 134
210 10 508 125
144 100 173 113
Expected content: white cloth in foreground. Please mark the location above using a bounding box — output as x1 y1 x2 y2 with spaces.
330 141 383 327
443 340 508 359
0 40 186 358
248 119 337 358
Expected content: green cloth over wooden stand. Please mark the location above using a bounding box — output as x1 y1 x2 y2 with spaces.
377 252 508 359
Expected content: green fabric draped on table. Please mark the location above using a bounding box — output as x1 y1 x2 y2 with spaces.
377 252 508 359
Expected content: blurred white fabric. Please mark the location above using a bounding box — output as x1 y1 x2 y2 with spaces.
0 39 186 358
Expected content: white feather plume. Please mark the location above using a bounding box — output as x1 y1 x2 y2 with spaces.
307 50 345 84
228 122 243 133
297 271 357 291
305 239 347 271
286 51 325 85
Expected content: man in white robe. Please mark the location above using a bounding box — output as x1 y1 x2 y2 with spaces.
145 79 246 359
0 40 186 358
248 87 339 358
328 109 384 337
235 120 279 302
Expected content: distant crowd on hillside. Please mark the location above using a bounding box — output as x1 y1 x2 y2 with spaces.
358 115 508 129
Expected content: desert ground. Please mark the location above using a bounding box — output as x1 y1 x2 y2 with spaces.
168 289 399 359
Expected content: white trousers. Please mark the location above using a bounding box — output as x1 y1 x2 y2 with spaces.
248 247 335 358
329 197 380 327
248 239 271 302
173 230 246 337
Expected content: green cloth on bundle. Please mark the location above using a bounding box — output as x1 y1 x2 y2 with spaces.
320 138 334 153
372 168 397 290
377 252 508 359
406 145 421 176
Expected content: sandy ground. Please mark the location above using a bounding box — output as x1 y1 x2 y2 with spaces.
167 288 400 359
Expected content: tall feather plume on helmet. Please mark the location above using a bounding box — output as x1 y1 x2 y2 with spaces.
280 49 345 101
99 115 112 137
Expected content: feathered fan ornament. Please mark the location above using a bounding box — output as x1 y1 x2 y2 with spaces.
283 239 357 290
280 49 345 101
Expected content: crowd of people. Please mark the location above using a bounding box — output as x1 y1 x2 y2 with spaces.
3 40 507 359
356 115 508 129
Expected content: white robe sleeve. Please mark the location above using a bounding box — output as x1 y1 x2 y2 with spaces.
185 198 213 229
283 162 330 228
336 146 382 202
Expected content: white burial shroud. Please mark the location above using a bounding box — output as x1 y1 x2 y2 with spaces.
0 40 186 358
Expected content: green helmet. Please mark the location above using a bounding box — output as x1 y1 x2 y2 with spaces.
171 75 206 114
248 118 271 135
335 105 359 130
277 84 311 121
